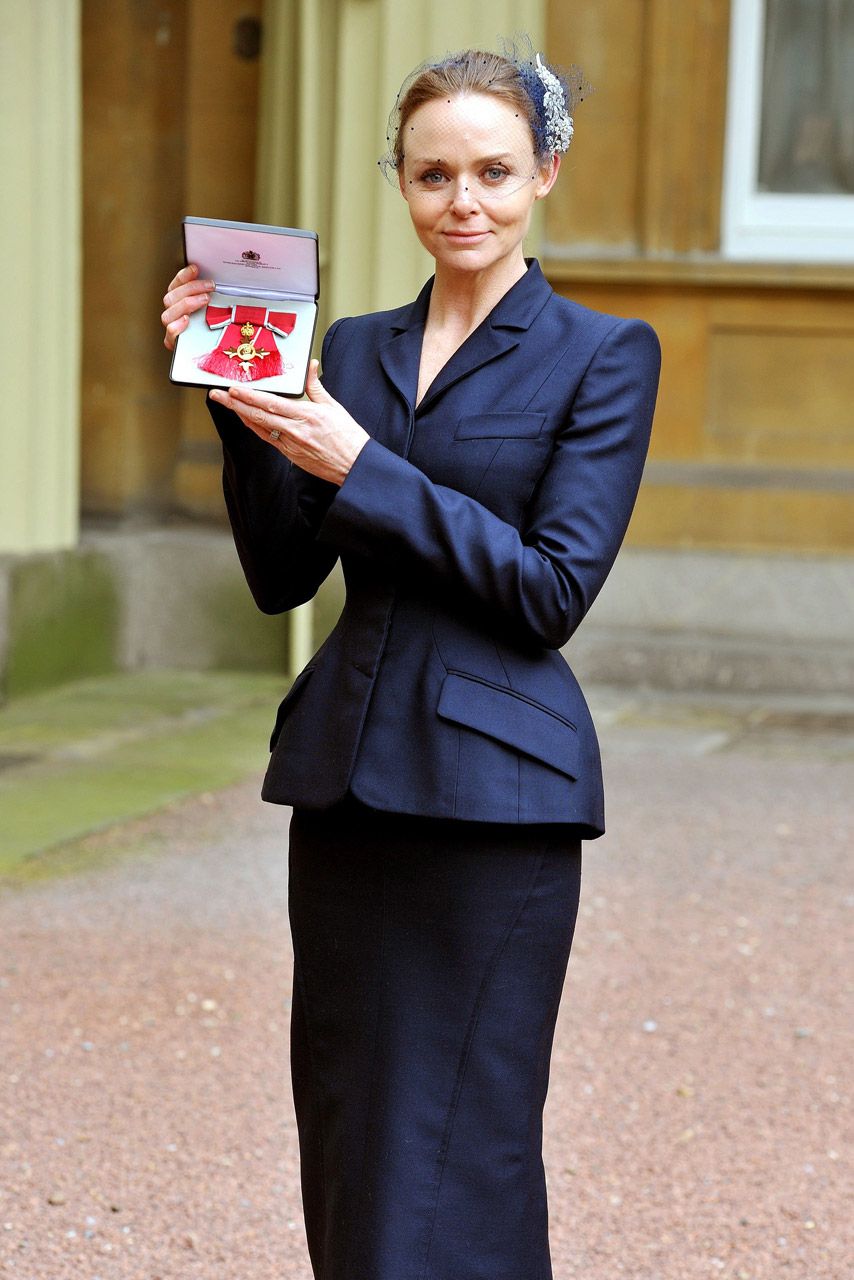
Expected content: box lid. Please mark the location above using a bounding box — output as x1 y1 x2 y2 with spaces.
183 216 319 301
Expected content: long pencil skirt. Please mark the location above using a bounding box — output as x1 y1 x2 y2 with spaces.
287 793 583 1280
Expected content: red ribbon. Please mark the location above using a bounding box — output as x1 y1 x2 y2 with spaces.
197 304 297 381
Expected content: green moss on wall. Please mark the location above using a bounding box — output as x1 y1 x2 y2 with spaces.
207 576 289 671
6 551 119 698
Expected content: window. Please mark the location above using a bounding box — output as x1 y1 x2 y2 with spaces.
722 0 854 260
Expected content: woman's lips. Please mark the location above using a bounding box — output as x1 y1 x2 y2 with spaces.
443 230 491 243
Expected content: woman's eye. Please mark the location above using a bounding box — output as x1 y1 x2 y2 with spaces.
484 166 509 182
420 170 446 185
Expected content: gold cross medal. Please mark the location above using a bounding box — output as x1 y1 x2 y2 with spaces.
225 322 269 375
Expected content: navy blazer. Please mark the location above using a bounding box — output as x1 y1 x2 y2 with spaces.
207 257 661 837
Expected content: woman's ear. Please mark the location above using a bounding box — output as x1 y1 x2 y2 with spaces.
534 153 561 201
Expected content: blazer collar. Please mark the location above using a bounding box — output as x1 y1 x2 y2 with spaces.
379 257 552 416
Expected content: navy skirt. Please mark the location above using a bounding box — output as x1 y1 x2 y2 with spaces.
287 793 583 1280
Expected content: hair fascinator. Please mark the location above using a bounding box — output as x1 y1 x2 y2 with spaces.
497 32 590 154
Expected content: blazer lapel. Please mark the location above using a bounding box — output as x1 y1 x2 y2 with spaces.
377 323 426 417
414 326 519 417
378 257 553 420
377 277 431 416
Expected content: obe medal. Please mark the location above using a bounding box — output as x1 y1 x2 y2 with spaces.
225 322 269 375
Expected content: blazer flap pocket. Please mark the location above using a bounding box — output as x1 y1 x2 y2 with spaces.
437 671 579 779
455 412 546 439
269 665 316 751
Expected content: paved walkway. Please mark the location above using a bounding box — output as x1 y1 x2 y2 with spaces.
0 679 851 1278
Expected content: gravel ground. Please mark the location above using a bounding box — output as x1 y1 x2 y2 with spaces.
0 695 851 1279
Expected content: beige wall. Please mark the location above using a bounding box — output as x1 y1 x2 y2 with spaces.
80 0 263 521
546 0 730 257
173 0 264 517
1 0 81 553
552 269 854 552
81 0 188 517
544 0 854 553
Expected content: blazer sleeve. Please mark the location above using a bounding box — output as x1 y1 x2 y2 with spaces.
314 316 661 649
205 319 346 614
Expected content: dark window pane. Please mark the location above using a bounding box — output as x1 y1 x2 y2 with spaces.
758 0 854 193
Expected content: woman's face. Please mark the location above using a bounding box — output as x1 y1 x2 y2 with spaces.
397 92 559 273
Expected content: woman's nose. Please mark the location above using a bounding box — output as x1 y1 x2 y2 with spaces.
449 180 479 212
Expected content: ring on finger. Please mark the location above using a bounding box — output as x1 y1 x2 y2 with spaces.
269 428 281 440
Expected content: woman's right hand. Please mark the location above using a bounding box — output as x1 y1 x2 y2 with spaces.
161 263 217 350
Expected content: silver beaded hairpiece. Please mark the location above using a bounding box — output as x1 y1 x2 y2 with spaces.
499 32 590 160
534 53 574 154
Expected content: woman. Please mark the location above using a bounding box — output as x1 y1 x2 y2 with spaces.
162 43 660 1280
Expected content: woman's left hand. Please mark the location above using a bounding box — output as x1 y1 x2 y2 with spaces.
209 360 370 486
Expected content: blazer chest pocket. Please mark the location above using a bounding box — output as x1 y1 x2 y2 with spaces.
454 411 546 440
269 665 316 751
437 670 580 779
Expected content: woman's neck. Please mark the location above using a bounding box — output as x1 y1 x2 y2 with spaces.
426 251 529 336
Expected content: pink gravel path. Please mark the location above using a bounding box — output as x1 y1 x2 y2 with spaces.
1 712 851 1279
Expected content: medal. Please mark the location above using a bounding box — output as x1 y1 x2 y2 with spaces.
198 305 297 382
224 322 270 375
